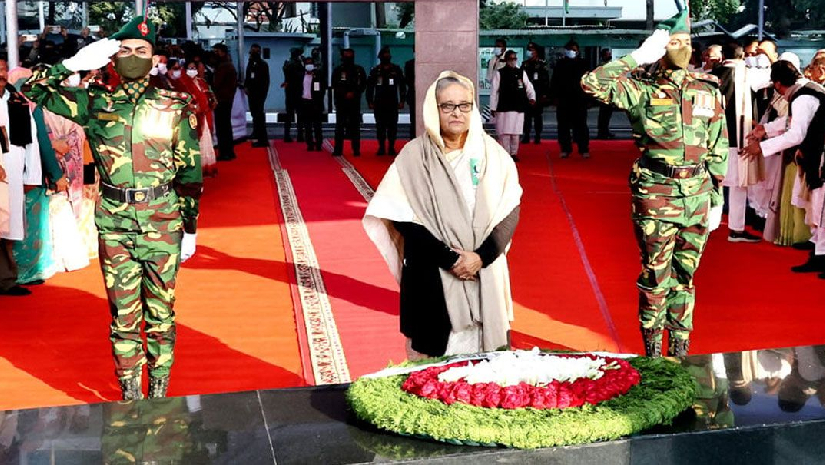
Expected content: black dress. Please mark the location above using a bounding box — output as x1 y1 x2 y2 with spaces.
393 206 520 356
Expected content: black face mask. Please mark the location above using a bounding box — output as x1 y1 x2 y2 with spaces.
342 56 354 65
380 56 391 64
250 51 260 59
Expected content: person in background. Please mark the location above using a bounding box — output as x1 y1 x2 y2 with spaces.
281 47 305 143
550 40 591 159
186 61 218 177
245 43 270 148
149 52 171 90
367 47 406 156
486 38 507 85
405 53 416 139
0 59 43 296
521 42 550 145
490 50 535 162
331 48 367 157
212 43 237 161
299 56 326 152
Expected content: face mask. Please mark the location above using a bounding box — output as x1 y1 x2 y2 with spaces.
156 63 168 75
342 56 354 64
170 70 182 80
663 46 691 70
186 69 198 78
305 64 315 72
565 49 577 59
115 56 154 81
507 60 517 68
66 73 81 87
380 56 391 63
756 54 772 68
744 56 756 68
494 47 504 57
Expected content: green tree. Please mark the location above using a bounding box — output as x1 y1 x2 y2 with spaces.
480 2 529 30
725 0 825 38
688 0 741 26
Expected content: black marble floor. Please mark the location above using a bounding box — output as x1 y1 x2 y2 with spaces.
2 344 825 464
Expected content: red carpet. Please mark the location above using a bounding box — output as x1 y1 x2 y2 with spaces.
343 138 825 355
273 140 407 380
0 143 305 410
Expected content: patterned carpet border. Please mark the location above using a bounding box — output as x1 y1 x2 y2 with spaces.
267 145 351 384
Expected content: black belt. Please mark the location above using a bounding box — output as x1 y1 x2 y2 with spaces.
101 182 172 204
638 158 705 179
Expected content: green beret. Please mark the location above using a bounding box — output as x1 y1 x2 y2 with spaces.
658 8 690 34
111 16 156 46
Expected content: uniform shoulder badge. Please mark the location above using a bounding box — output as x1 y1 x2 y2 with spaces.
189 113 198 129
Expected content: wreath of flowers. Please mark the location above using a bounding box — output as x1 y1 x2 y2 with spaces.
347 353 696 449
401 354 641 410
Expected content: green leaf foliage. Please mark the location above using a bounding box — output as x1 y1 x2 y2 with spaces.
480 2 529 30
347 356 696 450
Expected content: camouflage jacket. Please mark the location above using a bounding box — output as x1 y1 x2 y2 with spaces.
25 63 202 235
581 56 729 207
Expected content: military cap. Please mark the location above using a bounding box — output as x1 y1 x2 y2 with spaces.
658 7 690 34
112 16 156 46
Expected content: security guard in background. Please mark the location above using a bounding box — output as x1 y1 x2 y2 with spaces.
367 47 406 156
521 41 550 144
25 16 203 400
331 48 367 156
282 47 305 143
581 7 728 357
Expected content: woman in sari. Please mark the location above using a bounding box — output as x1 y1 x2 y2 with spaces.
7 70 65 284
172 60 217 177
364 71 522 360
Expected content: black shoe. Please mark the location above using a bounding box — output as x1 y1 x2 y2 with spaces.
376 147 386 156
332 152 342 157
0 285 32 296
533 139 541 145
388 146 397 156
217 155 235 162
512 155 520 162
252 142 269 148
306 145 315 152
792 241 815 251
315 144 323 152
353 151 361 157
728 230 761 243
521 137 530 144
580 152 590 159
23 279 45 286
819 271 825 280
284 136 293 143
296 136 305 143
791 254 825 273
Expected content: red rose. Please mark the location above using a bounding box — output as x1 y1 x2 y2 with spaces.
454 382 472 404
419 379 439 398
482 384 502 408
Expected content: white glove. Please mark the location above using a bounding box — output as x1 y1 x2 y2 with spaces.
63 38 121 72
181 233 197 263
630 29 671 66
708 205 723 232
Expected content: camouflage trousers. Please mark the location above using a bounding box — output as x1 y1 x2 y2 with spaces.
99 231 182 382
632 192 710 345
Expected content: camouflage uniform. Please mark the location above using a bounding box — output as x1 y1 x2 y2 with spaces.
582 56 728 356
24 64 202 391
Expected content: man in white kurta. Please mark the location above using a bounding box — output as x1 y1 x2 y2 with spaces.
490 51 535 161
743 65 825 277
0 63 42 295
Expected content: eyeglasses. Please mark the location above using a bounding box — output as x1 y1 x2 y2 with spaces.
438 102 473 114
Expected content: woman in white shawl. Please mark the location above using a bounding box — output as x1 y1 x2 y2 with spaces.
363 71 522 360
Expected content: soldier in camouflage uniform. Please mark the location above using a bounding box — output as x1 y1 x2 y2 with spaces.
24 17 202 399
581 9 728 357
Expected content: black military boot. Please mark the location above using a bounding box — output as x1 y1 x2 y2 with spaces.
668 338 690 357
119 375 143 401
641 329 663 357
148 376 170 399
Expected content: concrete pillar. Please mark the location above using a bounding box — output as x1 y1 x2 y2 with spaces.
6 0 18 68
413 0 479 136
